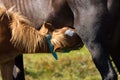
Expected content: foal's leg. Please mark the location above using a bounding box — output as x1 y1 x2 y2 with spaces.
1 60 15 80
68 0 117 79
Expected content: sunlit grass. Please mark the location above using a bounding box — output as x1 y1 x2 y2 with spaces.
24 46 101 80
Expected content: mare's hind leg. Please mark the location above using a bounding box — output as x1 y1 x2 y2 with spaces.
111 51 120 73
0 60 14 80
109 1 120 73
110 21 120 73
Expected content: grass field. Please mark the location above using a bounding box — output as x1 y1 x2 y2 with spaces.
24 46 101 80
0 46 119 80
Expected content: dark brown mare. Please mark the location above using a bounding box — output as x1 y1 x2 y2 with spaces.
0 0 120 80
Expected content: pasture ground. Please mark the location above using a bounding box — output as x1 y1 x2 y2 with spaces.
0 46 120 80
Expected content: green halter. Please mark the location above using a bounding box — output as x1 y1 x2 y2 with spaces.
46 34 58 60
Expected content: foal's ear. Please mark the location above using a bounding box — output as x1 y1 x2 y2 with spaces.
0 7 10 25
39 22 55 35
44 22 55 32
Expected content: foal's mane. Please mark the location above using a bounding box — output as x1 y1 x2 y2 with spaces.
0 7 49 53
10 11 50 53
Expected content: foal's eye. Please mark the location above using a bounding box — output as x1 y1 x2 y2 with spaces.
54 30 59 32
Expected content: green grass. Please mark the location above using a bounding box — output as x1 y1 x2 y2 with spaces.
24 46 101 80
0 46 120 80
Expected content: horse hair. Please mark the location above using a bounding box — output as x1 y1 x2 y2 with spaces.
0 7 49 53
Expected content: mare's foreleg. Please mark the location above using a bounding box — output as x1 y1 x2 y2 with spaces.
13 55 25 80
71 0 117 79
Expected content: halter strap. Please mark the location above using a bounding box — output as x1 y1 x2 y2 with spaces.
46 34 58 60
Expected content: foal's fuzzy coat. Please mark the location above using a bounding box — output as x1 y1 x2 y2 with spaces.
1 6 49 53
0 7 82 53
10 11 49 53
0 6 82 80
0 6 51 80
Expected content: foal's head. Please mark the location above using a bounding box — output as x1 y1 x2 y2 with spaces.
40 23 83 51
